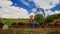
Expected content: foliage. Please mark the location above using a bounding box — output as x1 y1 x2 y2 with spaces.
45 14 60 23
0 14 60 27
34 14 45 27
0 23 4 29
0 18 29 26
0 18 2 22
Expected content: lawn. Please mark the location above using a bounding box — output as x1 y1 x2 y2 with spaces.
0 18 29 26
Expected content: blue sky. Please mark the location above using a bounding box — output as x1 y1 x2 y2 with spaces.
51 3 60 11
0 0 60 18
11 0 36 13
11 0 60 13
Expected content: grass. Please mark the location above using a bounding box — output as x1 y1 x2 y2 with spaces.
0 18 29 26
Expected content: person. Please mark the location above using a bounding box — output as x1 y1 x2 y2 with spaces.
29 15 34 28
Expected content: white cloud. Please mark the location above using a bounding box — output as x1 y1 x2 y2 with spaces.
45 10 60 17
0 0 60 18
52 0 60 4
32 8 60 17
45 10 54 17
29 0 32 1
0 0 12 6
20 0 30 7
29 12 35 16
54 10 60 14
32 0 60 17
0 6 29 18
32 8 37 12
33 0 60 9
0 0 29 18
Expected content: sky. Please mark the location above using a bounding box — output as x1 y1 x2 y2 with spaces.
0 0 60 18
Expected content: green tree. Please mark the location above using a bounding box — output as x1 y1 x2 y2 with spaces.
46 14 60 23
34 14 45 27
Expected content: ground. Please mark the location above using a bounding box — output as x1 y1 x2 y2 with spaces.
0 28 60 34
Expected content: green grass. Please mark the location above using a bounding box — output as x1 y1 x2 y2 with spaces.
0 18 29 26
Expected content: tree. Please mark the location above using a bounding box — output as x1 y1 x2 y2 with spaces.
34 14 45 27
46 14 60 23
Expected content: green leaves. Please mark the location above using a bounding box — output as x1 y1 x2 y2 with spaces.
46 14 60 23
0 18 29 26
34 14 44 24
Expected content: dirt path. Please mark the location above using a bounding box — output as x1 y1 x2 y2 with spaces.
0 28 60 34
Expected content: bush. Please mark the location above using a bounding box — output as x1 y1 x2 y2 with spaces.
0 22 4 29
12 22 25 28
34 14 45 27
12 22 19 27
18 22 24 26
46 14 60 23
12 22 17 27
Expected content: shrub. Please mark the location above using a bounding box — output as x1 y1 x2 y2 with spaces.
0 22 4 29
12 22 25 28
12 22 16 26
18 22 24 26
34 14 45 27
